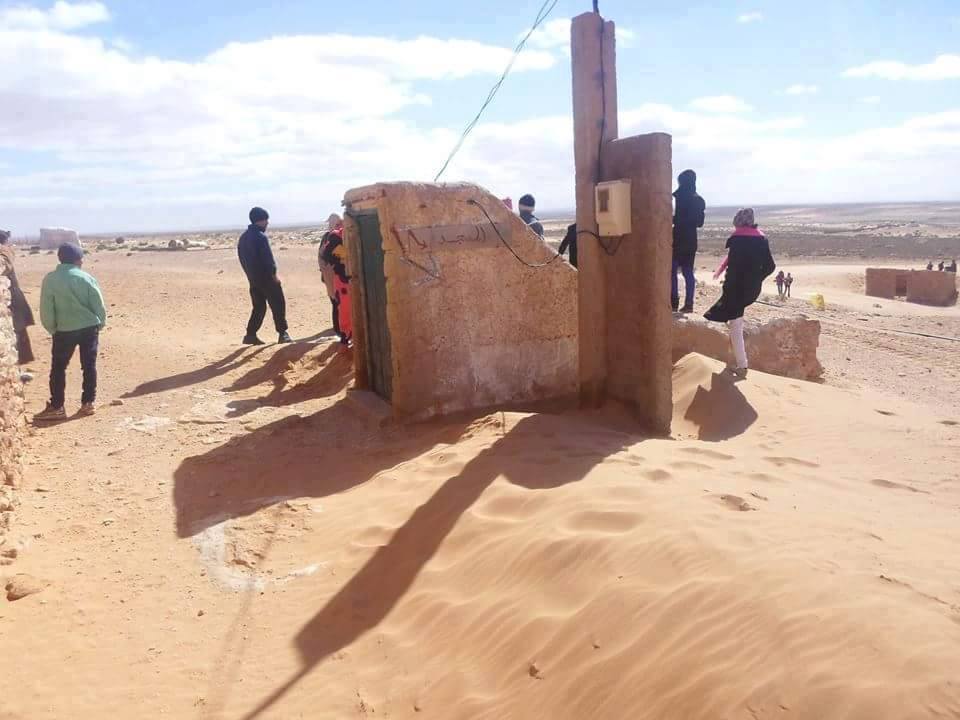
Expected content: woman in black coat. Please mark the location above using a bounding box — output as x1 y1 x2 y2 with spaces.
704 208 776 378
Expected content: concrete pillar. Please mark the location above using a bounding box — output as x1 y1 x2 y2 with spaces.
571 12 618 408
602 134 674 434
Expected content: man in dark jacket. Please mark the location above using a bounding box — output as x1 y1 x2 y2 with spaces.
558 223 578 268
672 169 706 313
238 207 291 345
518 194 544 238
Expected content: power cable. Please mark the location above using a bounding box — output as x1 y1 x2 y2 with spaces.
433 0 560 182
467 198 564 268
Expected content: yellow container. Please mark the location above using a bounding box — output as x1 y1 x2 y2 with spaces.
810 293 826 311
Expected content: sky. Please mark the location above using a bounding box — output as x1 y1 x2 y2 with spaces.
0 0 958 233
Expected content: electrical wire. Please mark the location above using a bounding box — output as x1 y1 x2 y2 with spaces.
577 228 624 256
433 0 560 182
467 199 564 268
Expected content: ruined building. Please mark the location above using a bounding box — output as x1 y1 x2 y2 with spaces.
866 268 958 306
341 12 674 435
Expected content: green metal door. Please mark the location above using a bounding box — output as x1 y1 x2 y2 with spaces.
353 211 393 401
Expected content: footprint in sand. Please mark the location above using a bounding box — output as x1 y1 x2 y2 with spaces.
564 510 644 533
643 469 672 483
669 460 713 472
679 447 735 461
713 494 757 512
871 478 930 495
763 456 821 469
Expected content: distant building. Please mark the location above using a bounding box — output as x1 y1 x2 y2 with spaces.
39 228 81 250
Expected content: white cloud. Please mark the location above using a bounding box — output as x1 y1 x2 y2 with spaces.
737 12 763 24
860 95 881 104
689 95 753 114
1 7 959 231
785 84 818 95
844 54 960 81
0 1 109 30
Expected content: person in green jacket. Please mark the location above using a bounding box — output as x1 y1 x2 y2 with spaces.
34 243 107 422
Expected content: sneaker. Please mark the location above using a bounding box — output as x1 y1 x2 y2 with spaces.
19 371 34 384
78 402 96 417
679 304 694 314
34 405 66 422
278 332 293 344
242 334 265 345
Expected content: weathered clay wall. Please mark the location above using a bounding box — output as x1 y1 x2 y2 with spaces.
906 270 957 306
673 315 823 381
865 268 905 299
600 133 674 434
343 182 578 421
0 277 24 557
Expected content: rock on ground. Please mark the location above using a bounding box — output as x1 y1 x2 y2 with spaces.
5 574 47 601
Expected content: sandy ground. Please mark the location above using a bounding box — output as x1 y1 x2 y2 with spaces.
2 242 960 719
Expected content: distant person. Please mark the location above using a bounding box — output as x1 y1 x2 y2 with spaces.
0 229 35 367
319 214 353 350
671 169 706 313
785 272 794 298
926 261 934 271
238 207 291 345
34 243 106 421
518 194 544 238
938 261 945 272
775 270 786 299
705 208 776 380
318 213 350 346
948 259 957 273
558 223 578 268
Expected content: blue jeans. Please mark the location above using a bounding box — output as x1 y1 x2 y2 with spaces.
672 256 696 309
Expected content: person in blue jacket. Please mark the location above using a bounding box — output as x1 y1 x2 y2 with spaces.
238 207 291 345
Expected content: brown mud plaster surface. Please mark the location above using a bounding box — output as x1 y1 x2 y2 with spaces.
343 182 578 421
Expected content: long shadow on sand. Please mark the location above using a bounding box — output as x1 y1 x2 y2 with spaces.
682 371 758 442
183 411 639 720
123 333 332 400
222 344 354 419
122 346 268 399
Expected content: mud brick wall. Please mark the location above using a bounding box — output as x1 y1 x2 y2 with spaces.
906 270 958 306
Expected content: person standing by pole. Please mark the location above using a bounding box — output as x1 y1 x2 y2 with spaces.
238 207 291 345
34 243 106 421
671 169 706 313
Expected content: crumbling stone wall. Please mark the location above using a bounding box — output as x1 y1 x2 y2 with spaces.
673 315 824 381
0 277 24 555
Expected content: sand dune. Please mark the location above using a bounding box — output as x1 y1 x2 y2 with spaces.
4 247 960 719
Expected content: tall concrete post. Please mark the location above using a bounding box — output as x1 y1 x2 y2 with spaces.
571 12 618 408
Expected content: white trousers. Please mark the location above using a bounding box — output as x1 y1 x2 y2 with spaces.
728 317 748 369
